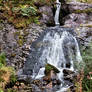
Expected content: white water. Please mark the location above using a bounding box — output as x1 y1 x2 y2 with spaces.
54 0 61 26
34 0 82 91
35 30 82 91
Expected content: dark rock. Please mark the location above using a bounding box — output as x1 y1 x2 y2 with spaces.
31 84 41 92
39 5 54 26
32 79 42 87
63 69 75 76
43 76 51 82
59 0 70 25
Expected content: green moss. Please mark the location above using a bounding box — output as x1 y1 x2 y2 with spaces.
80 24 92 28
84 25 92 28
0 26 3 30
74 8 92 14
14 31 26 46
7 88 17 92
45 64 60 75
17 39 23 46
17 35 24 46
0 53 6 67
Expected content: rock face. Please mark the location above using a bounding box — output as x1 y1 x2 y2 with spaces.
64 13 92 28
63 2 92 28
67 2 92 12
0 21 44 70
75 27 92 46
63 2 92 46
39 5 54 26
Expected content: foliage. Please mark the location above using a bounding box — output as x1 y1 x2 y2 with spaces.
0 0 55 28
20 5 37 17
0 89 3 92
81 43 92 91
0 53 6 68
0 0 40 28
74 70 84 92
7 88 16 92
0 53 16 91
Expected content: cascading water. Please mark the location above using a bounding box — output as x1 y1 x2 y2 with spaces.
23 0 83 91
54 0 61 26
23 27 83 91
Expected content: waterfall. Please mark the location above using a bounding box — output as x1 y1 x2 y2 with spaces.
54 0 61 26
35 28 82 77
23 27 83 92
23 1 83 91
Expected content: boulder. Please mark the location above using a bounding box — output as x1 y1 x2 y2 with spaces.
45 64 60 76
63 69 75 76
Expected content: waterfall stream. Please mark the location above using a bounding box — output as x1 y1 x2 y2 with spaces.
23 27 83 92
54 0 61 26
23 0 83 91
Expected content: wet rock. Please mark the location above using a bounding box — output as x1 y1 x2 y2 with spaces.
43 76 51 83
43 69 57 84
63 69 75 76
63 69 78 84
32 79 42 87
31 84 42 92
46 82 53 89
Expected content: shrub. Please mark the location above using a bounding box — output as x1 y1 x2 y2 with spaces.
20 5 37 17
81 43 92 91
0 53 16 91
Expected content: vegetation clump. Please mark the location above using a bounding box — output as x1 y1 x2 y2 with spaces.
0 0 55 28
0 53 16 91
81 42 92 91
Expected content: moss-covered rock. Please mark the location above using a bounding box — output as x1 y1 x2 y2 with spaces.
80 24 92 28
45 64 60 75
